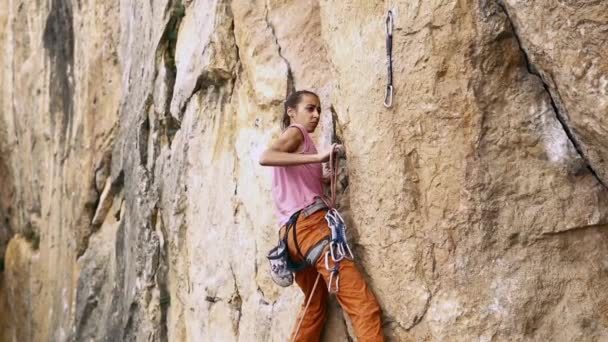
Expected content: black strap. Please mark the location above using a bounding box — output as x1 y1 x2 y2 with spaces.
282 210 307 272
282 209 332 271
286 210 305 260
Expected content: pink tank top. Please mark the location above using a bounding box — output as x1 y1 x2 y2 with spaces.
271 124 324 227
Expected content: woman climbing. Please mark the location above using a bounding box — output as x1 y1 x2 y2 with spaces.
259 90 384 342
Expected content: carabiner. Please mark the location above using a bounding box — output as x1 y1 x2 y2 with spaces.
325 214 339 236
386 10 393 37
344 241 355 259
384 85 393 108
336 243 344 255
328 271 335 292
330 241 344 263
331 208 345 223
328 270 340 293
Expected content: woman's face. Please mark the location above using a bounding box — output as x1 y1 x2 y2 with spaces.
288 94 321 132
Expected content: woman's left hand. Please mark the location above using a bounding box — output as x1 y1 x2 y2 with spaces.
331 144 345 158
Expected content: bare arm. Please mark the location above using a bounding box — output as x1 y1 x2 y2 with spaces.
259 127 330 166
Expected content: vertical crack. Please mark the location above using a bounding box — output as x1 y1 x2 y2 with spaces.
229 13 241 99
408 291 432 330
263 1 295 95
497 1 607 188
229 264 243 337
155 207 170 342
154 0 186 146
43 0 75 153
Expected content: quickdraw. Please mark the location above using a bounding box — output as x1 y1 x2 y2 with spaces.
324 208 354 292
326 209 354 262
384 10 394 108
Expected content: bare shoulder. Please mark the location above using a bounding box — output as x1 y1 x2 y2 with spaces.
271 126 304 153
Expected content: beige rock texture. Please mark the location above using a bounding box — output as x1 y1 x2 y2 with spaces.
500 0 608 187
1 0 607 341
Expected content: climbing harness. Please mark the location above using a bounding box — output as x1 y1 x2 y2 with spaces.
384 10 394 108
292 144 351 341
267 206 329 287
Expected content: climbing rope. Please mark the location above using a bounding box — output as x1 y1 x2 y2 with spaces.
384 10 394 108
292 273 321 342
292 145 346 341
326 143 341 208
322 145 354 293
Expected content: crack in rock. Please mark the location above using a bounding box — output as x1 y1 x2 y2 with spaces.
541 222 606 237
229 264 243 336
497 1 607 189
263 1 295 95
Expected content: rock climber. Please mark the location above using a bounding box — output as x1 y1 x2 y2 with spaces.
259 90 385 341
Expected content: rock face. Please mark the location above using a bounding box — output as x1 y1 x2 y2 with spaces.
500 0 608 187
1 0 607 341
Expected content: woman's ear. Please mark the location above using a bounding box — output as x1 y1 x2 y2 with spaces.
287 107 295 118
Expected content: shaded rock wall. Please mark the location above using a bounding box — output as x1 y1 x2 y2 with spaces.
1 0 607 341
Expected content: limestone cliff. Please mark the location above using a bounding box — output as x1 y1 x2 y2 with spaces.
1 0 607 341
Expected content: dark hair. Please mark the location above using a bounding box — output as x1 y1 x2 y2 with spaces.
282 90 319 129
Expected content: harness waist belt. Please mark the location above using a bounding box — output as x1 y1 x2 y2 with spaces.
301 198 328 218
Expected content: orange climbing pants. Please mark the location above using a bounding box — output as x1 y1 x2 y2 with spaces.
281 209 384 342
